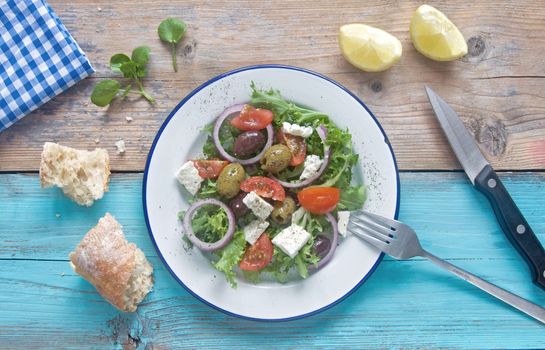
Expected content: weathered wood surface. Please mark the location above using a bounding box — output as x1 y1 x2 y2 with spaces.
1 0 544 171
1 172 545 349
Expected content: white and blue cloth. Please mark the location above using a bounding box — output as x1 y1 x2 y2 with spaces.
0 0 94 132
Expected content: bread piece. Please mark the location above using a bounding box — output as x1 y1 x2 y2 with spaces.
40 142 110 206
69 213 154 312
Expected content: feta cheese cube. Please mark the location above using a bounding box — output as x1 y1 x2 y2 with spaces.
337 211 351 237
282 122 313 138
272 224 311 258
175 161 203 196
300 155 323 180
242 191 274 220
243 219 270 245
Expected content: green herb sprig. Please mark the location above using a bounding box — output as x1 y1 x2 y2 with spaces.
91 46 155 107
158 18 187 72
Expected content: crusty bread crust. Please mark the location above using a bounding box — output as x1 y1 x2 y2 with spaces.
69 213 153 312
40 142 110 206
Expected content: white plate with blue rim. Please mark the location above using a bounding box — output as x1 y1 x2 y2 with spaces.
143 65 399 321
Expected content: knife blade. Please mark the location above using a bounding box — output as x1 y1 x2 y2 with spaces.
425 85 545 291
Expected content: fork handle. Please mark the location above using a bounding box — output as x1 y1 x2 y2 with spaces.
420 250 545 324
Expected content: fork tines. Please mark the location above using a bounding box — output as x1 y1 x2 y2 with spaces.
348 210 396 245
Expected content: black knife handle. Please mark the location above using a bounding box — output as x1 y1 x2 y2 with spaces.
475 165 545 290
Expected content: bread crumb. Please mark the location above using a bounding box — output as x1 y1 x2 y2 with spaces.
55 213 61 218
83 101 89 107
115 140 126 154
95 138 100 144
125 117 133 123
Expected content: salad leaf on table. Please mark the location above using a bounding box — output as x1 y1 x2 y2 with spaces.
131 46 151 67
110 54 130 73
90 80 121 107
91 46 155 107
158 18 187 72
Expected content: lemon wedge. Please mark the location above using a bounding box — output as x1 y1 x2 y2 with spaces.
339 24 402 72
410 4 468 61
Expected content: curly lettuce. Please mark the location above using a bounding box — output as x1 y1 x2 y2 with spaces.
213 231 246 287
189 204 229 243
338 185 367 211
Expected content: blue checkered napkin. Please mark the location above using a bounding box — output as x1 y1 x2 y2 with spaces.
0 0 94 132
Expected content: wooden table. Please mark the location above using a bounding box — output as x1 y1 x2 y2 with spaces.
1 1 544 348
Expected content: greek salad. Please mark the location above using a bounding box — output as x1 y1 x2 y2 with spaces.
176 84 366 287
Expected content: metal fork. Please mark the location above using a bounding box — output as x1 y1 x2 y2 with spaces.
348 210 545 325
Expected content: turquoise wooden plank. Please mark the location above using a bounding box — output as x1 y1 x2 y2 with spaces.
2 172 545 261
2 258 545 349
0 173 154 259
2 258 545 348
1 172 545 349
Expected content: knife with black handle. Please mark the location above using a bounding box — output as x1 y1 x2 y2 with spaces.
475 165 545 288
425 86 545 290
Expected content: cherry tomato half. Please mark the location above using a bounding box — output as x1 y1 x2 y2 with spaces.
193 160 229 179
230 105 274 131
297 187 340 214
277 128 307 166
240 176 286 201
239 233 274 271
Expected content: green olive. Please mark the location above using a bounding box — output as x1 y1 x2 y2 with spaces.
261 144 291 173
217 163 245 198
271 197 297 225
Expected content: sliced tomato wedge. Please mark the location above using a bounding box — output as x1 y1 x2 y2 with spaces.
229 104 273 131
240 176 286 201
277 128 307 166
239 233 273 271
297 187 340 214
192 160 229 179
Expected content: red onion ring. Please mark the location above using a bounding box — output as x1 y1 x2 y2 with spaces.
316 124 328 140
310 212 339 270
270 124 330 188
183 198 236 252
213 104 274 165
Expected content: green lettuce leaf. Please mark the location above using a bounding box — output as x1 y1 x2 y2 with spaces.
194 179 220 200
190 204 229 243
338 185 367 211
202 135 219 159
200 120 239 159
264 236 319 283
213 231 246 287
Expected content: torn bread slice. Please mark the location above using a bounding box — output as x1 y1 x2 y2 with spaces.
40 142 110 206
69 213 154 312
